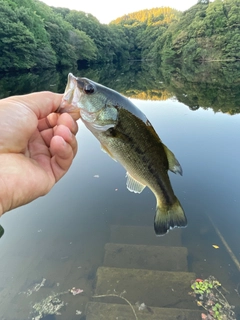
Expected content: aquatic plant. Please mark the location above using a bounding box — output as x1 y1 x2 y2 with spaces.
189 276 236 320
31 291 68 320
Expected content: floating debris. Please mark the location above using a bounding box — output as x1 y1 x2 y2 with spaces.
135 302 146 311
20 278 46 296
93 290 139 320
70 287 83 295
31 292 67 320
76 310 82 315
135 301 153 314
235 283 240 296
93 175 100 178
212 245 219 249
189 276 236 320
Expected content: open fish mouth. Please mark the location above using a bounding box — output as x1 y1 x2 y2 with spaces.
57 73 81 114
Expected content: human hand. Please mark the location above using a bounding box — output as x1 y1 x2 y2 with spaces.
0 91 80 216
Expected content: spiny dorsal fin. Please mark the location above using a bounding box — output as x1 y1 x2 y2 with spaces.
163 144 183 176
126 172 146 193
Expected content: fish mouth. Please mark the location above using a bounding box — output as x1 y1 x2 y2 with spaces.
57 73 81 115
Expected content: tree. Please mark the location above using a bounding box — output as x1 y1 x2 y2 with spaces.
0 0 37 71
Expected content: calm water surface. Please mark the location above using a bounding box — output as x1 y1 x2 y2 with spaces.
0 63 240 319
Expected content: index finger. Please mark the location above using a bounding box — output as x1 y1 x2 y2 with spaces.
6 92 63 119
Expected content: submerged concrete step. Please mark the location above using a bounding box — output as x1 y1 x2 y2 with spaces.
95 267 196 309
86 302 202 320
110 225 183 246
103 243 188 272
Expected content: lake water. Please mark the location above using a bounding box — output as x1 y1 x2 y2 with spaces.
0 62 240 320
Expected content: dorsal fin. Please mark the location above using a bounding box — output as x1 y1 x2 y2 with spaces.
163 144 183 175
126 172 146 193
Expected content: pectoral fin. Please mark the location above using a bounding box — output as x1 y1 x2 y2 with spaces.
163 144 183 176
101 144 117 162
126 172 146 193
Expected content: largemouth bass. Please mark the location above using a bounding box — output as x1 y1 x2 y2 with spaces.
59 73 187 235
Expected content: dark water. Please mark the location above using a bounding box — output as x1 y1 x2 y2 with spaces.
0 62 240 319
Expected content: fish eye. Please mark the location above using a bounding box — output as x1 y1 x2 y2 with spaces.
84 84 94 94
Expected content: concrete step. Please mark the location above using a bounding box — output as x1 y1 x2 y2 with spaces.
110 225 183 246
86 302 202 320
95 267 196 309
103 243 188 272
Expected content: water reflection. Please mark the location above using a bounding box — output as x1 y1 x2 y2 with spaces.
1 62 240 115
161 62 240 114
0 62 240 319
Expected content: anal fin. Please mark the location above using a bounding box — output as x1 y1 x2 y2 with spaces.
126 172 146 193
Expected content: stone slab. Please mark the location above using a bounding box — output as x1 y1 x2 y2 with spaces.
86 302 202 320
95 267 196 309
104 243 188 271
110 225 183 246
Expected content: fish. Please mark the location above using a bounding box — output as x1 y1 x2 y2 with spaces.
58 73 187 235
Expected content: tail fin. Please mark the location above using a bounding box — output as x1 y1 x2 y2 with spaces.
154 198 187 236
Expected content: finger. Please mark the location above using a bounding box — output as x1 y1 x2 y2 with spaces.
40 128 54 148
38 113 79 136
50 136 74 181
53 125 78 157
7 92 63 119
38 113 59 132
56 113 79 135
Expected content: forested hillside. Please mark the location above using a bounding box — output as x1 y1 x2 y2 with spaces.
0 0 239 72
111 7 180 24
158 0 240 63
110 7 179 60
0 0 129 71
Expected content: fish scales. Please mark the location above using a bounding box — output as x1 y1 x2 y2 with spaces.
96 107 175 207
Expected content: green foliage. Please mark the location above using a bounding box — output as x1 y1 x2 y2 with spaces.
0 0 97 71
56 9 129 63
159 0 240 63
111 7 180 25
0 0 36 71
111 7 179 61
1 0 240 72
